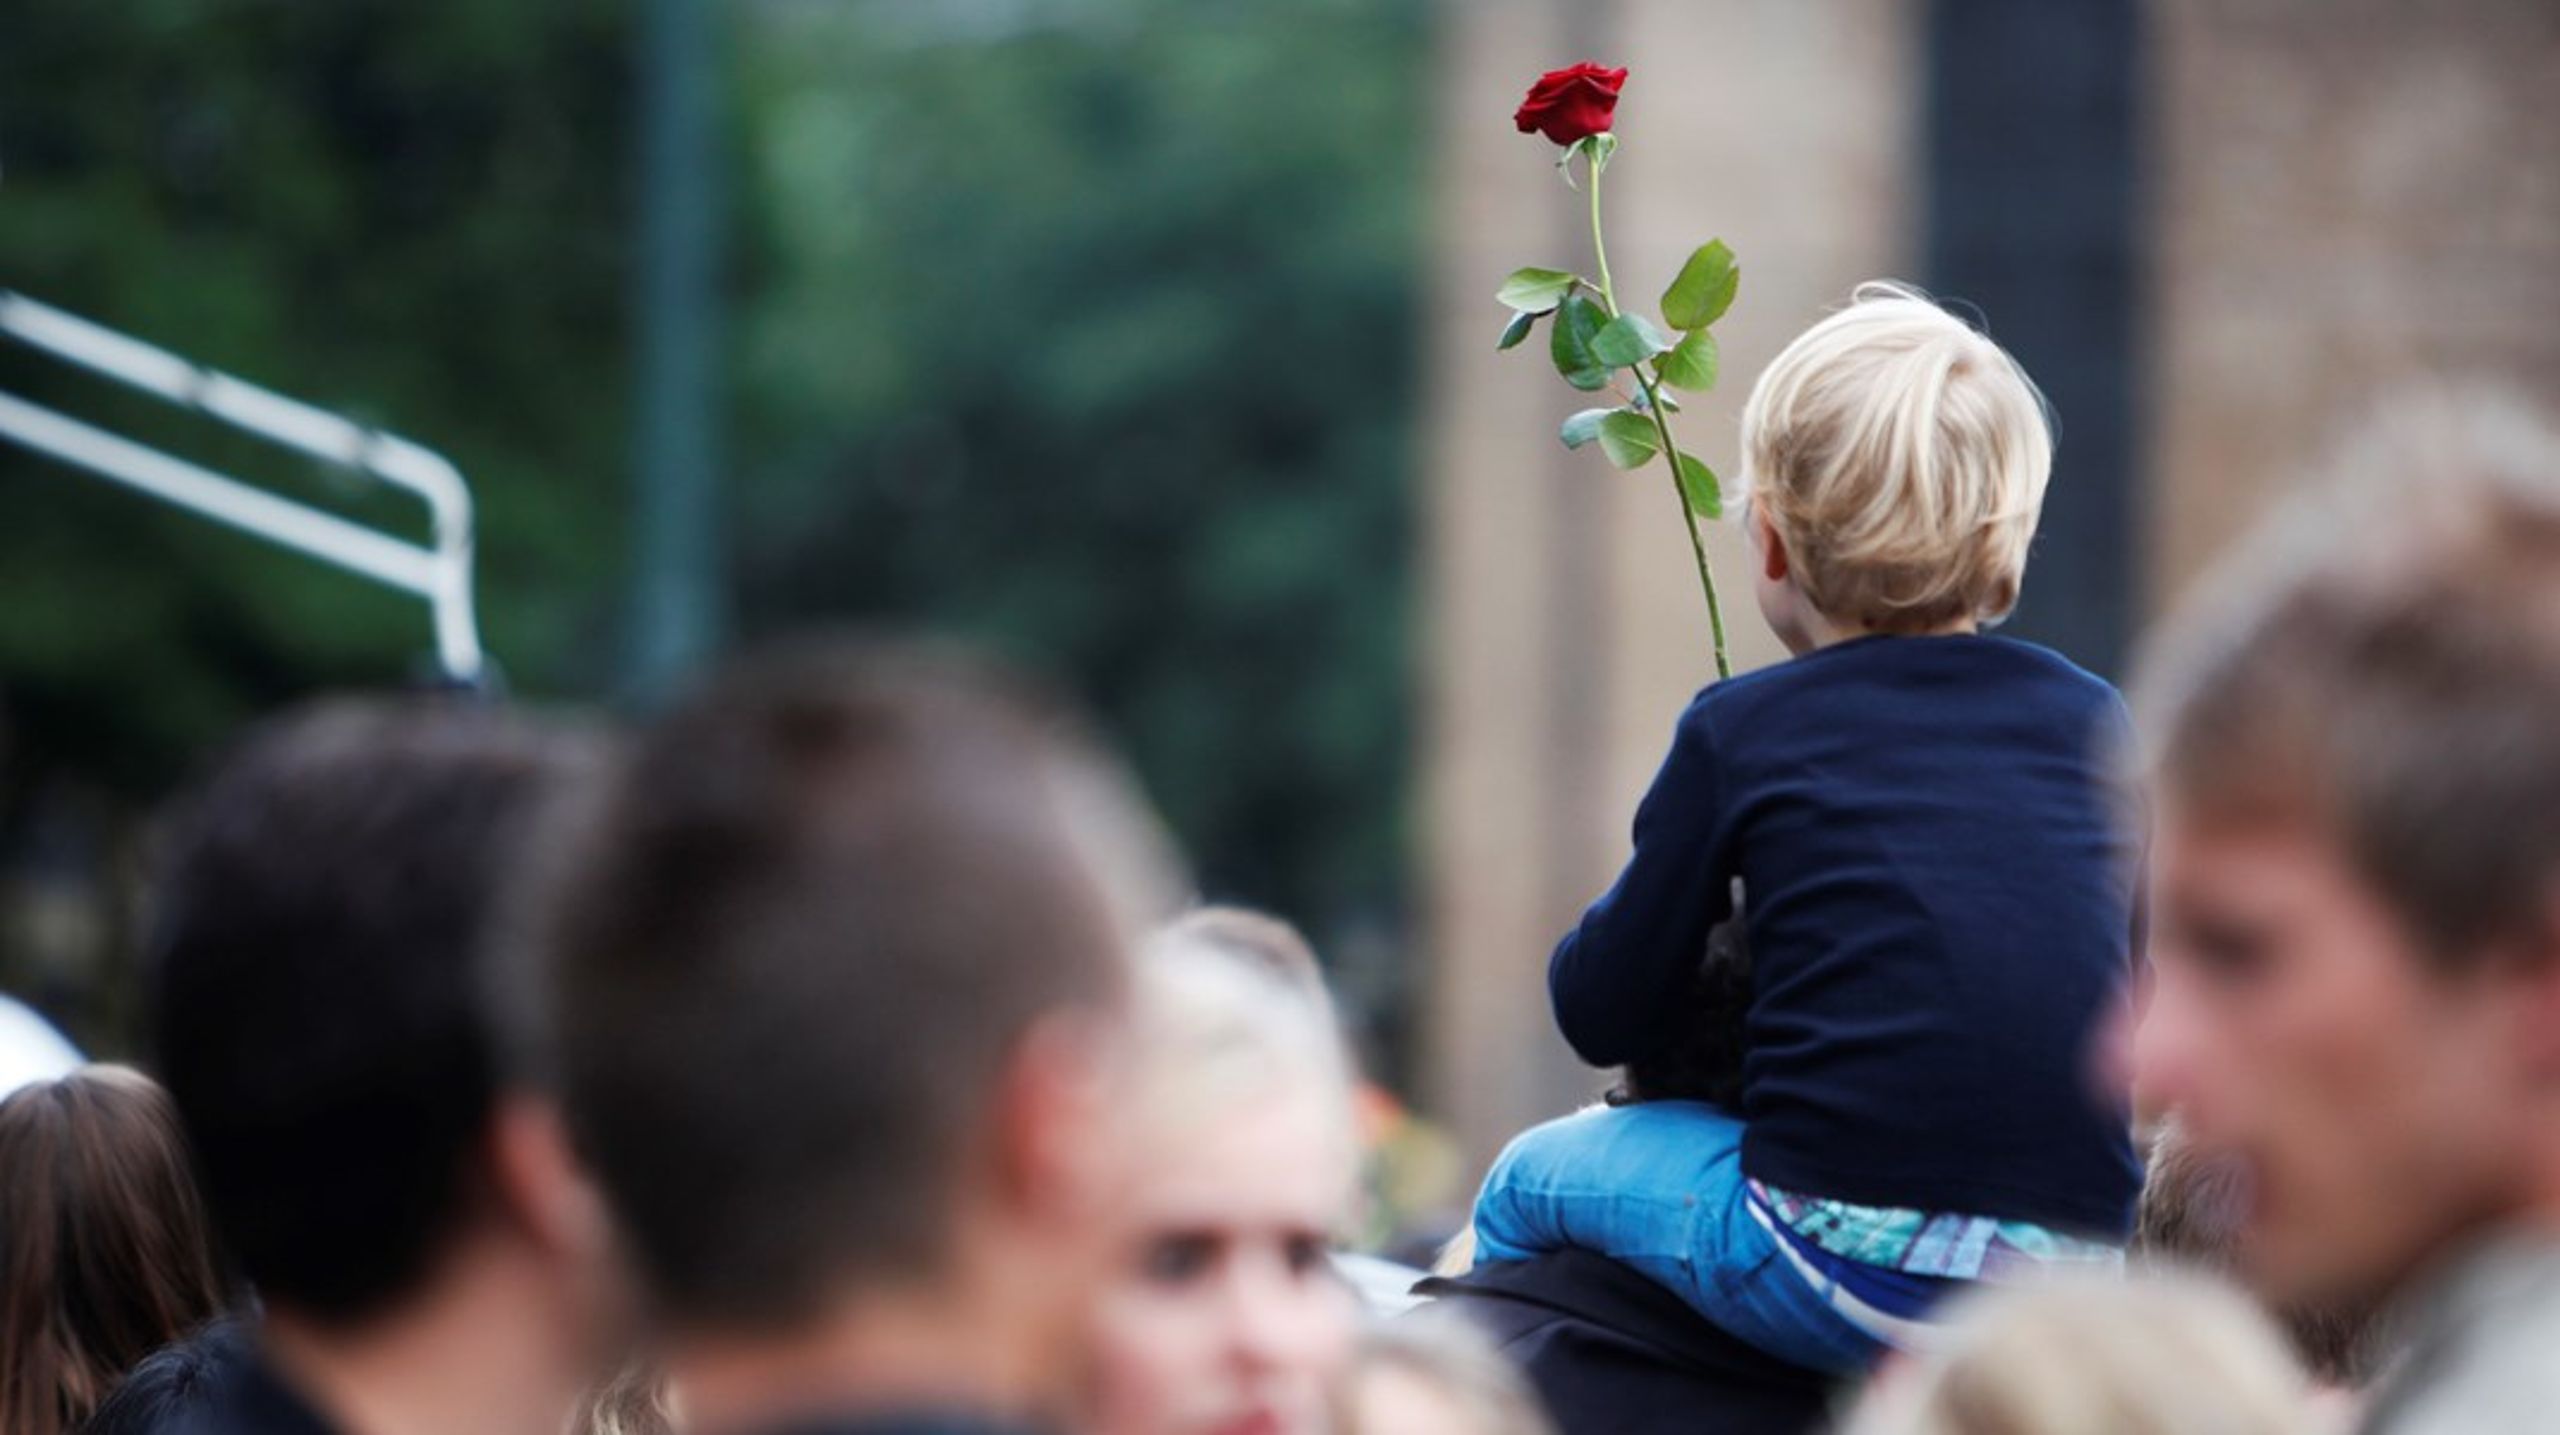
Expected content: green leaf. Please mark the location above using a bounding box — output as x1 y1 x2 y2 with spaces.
1677 452 1724 519
1559 408 1613 450
1497 309 1540 350
1592 313 1676 369
1597 410 1661 470
1661 240 1740 331
1495 267 1578 315
1549 293 1613 391
1655 328 1720 391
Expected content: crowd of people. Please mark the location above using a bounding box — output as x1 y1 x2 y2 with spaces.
5 282 2560 1435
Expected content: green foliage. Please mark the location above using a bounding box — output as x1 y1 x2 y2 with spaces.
1678 452 1724 519
1495 267 1577 315
1558 407 1613 450
1596 410 1660 470
0 0 635 795
1548 292 1613 392
1591 313 1674 369
0 0 1428 995
1656 328 1720 392
1565 132 1618 177
732 0 1428 929
1661 239 1740 332
1496 309 1539 351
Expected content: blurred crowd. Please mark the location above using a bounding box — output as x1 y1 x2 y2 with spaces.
7 331 2560 1435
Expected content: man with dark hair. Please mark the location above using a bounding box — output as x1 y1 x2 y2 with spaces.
146 699 615 1435
2135 392 2560 1432
534 641 1179 1435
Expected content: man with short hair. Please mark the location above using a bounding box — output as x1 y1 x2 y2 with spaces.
148 699 616 1435
2134 392 2560 1433
533 641 1180 1435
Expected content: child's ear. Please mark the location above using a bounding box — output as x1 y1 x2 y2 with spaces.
1753 508 1791 584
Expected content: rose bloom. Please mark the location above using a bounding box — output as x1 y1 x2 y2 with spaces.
1512 62 1627 147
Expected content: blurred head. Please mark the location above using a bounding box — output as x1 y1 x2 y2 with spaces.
1083 908 1362 1435
0 1066 229 1435
2134 392 2560 1314
1740 281 2053 644
148 699 610 1330
1335 1314 1554 1435
537 641 1179 1398
1840 1275 2310 1435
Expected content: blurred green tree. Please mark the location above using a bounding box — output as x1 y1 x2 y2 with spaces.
0 0 1425 1042
731 0 1426 940
0 0 637 1041
0 0 635 790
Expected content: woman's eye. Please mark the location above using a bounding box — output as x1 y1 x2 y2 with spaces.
1142 1233 1217 1285
1282 1232 1330 1277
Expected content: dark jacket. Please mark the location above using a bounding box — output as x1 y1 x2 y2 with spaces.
164 1345 334 1435
1547 634 2145 1235
1414 1253 1840 1435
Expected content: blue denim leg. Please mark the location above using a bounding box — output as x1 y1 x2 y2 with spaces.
1471 1100 1883 1373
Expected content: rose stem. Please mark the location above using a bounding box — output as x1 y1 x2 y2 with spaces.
1584 138 1733 680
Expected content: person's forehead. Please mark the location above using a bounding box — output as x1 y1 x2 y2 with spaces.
1134 1087 1356 1225
2152 805 2351 895
2150 810 2435 968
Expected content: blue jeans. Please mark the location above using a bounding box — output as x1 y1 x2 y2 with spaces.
1472 1100 1885 1373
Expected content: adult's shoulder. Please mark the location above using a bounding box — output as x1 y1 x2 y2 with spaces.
1412 1252 1836 1435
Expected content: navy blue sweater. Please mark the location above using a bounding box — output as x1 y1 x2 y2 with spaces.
1549 634 2144 1236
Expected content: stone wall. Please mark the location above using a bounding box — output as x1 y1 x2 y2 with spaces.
2148 0 2560 607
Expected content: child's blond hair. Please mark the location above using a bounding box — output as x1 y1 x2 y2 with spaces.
1740 281 2053 633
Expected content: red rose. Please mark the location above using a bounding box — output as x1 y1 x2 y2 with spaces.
1512 62 1627 147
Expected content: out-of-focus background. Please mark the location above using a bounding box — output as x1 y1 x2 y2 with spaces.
4 0 2555 1216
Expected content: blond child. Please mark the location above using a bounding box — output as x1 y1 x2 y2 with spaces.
1472 283 2143 1372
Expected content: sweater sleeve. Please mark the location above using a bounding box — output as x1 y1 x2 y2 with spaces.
1547 698 1733 1067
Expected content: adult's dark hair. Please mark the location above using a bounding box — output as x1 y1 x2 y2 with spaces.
0 1067 230 1435
145 698 599 1322
77 1315 251 1435
535 640 1177 1330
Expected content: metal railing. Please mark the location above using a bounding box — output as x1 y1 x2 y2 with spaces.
0 291 485 683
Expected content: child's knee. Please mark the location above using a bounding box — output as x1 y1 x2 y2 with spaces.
1472 1111 1606 1258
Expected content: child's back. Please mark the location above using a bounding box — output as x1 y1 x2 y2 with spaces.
1551 632 2141 1233
1476 282 2143 1372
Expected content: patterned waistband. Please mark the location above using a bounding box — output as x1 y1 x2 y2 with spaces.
1744 1180 2126 1350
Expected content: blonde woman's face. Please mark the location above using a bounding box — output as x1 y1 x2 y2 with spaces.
1085 1084 1359 1435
